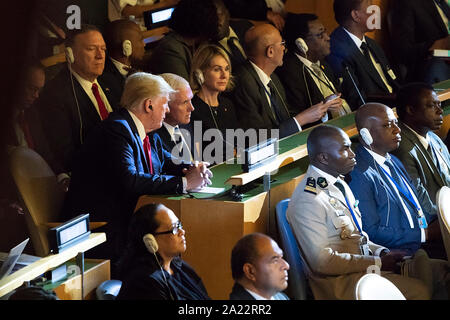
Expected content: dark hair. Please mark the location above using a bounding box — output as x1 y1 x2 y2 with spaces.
168 0 221 40
231 233 267 280
9 286 58 300
65 24 102 48
396 83 434 119
116 203 163 277
307 124 343 159
284 13 318 50
333 0 364 26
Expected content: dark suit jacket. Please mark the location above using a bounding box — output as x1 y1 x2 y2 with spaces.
392 122 450 210
98 57 126 110
148 31 193 81
36 67 120 174
64 108 185 262
349 145 433 254
232 60 299 139
229 282 289 300
327 26 399 108
276 51 348 123
389 0 448 80
149 124 193 162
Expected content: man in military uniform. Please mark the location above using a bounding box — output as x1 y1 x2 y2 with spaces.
286 124 432 300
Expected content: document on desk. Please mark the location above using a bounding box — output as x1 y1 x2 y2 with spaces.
190 186 225 194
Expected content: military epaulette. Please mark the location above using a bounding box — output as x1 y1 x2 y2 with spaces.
304 177 317 195
317 177 328 189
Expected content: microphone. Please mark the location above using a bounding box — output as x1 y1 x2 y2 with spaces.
342 62 366 107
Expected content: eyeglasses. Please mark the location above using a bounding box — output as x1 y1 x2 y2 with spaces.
306 29 328 40
154 221 183 236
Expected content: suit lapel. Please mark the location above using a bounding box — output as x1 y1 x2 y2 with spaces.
400 123 445 186
121 109 150 172
245 62 279 126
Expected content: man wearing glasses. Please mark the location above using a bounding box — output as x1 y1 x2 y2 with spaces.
233 23 340 140
327 0 399 109
278 13 351 130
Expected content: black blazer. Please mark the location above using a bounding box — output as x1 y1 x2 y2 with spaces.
389 0 449 80
232 60 298 139
36 67 120 173
63 108 185 262
98 57 126 110
327 26 399 108
276 50 349 121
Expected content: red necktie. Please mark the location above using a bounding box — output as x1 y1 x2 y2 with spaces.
18 112 34 149
143 135 154 174
91 83 109 120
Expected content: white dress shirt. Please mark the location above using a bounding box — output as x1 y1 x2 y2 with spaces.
245 288 276 300
249 61 302 131
343 28 393 93
364 148 425 242
110 57 130 77
71 70 113 118
128 110 187 192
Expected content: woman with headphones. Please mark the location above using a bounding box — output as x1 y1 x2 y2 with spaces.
189 44 238 164
117 203 210 300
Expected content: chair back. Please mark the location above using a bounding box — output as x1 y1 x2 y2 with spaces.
355 273 406 300
275 199 309 300
436 186 450 265
9 147 66 256
96 280 122 300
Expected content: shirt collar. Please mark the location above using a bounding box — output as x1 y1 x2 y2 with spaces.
343 27 365 49
127 109 146 142
162 122 178 137
364 146 391 166
244 288 275 300
110 57 130 77
250 60 272 87
70 69 100 92
295 53 316 69
403 123 429 150
310 165 339 186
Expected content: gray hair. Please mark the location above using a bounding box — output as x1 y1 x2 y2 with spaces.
121 72 175 110
159 73 190 98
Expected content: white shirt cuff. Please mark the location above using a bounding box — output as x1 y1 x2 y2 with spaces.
292 117 302 132
374 247 389 257
374 256 382 269
57 173 70 183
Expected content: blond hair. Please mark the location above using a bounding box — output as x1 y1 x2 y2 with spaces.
190 44 234 92
120 72 175 110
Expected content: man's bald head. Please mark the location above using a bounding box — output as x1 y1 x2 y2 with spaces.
355 103 401 155
355 103 390 131
244 24 281 59
307 125 345 159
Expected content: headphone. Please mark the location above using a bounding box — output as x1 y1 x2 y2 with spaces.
65 46 75 64
142 233 174 300
358 127 391 226
359 128 373 146
122 40 132 57
295 37 308 56
143 233 158 253
194 69 204 86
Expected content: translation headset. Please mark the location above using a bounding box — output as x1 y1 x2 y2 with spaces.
359 127 391 226
194 69 205 86
142 233 174 300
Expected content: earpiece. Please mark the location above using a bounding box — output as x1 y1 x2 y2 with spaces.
360 128 373 146
65 47 75 64
194 69 204 86
295 37 308 56
143 233 158 253
122 40 132 57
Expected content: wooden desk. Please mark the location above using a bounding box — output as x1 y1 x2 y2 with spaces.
0 233 106 298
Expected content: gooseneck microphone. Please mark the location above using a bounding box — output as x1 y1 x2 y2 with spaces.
342 62 366 107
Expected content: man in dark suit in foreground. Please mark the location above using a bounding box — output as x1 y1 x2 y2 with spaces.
64 72 212 272
327 0 399 108
230 233 290 300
